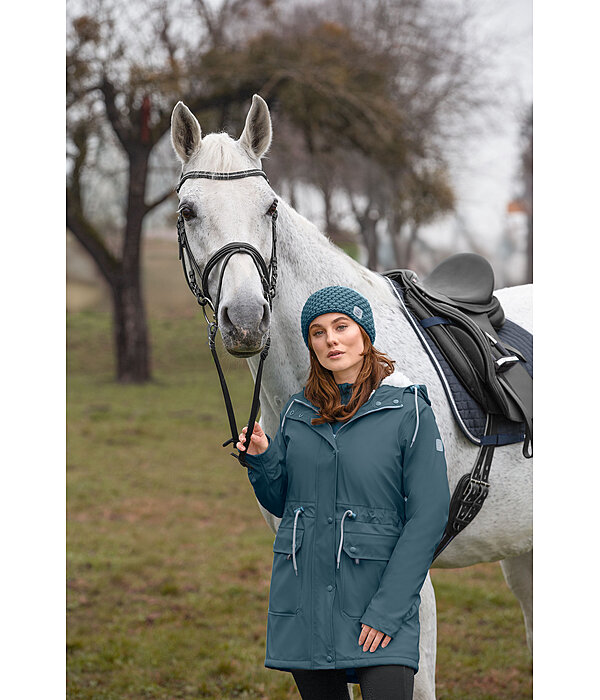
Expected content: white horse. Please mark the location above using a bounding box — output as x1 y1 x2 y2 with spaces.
170 95 532 699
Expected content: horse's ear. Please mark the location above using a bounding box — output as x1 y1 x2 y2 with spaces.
239 94 272 160
171 102 202 164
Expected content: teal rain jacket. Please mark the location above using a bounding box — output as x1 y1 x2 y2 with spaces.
244 372 450 678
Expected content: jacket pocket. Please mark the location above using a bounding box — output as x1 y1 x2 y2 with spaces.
268 527 305 615
340 531 398 619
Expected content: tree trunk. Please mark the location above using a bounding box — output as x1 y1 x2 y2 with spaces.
112 275 151 382
360 217 379 271
389 205 405 269
405 222 419 270
113 147 152 383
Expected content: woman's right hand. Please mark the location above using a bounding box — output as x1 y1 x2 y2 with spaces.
237 423 269 456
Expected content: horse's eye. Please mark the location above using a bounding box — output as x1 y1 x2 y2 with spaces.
180 206 194 221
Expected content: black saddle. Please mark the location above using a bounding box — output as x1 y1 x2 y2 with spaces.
383 253 532 458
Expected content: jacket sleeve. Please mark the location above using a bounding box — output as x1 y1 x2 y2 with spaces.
359 390 450 638
243 400 291 518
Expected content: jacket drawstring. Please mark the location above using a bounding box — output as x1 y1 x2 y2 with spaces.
336 509 357 568
292 506 305 576
409 385 419 447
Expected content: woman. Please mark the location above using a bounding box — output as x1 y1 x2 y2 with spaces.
237 286 450 700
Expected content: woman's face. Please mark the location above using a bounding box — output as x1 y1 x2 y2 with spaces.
308 313 365 382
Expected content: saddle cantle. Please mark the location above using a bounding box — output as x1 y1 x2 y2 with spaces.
382 253 533 458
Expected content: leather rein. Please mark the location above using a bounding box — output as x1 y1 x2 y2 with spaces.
175 168 279 468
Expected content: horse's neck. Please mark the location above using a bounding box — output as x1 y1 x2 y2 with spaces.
274 201 380 339
277 200 377 288
247 198 404 419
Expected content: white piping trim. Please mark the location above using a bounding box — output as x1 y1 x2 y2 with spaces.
410 385 419 447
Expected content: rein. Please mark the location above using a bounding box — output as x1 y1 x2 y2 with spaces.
175 168 279 468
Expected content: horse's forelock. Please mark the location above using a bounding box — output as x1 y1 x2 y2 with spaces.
190 133 253 173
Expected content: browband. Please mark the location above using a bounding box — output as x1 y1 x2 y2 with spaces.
175 169 270 193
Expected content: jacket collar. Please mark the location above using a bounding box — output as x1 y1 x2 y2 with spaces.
299 368 414 408
287 369 415 448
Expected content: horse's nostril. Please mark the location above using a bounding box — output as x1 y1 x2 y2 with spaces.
221 306 232 329
259 303 270 333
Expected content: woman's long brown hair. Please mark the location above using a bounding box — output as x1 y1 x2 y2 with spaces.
305 325 396 425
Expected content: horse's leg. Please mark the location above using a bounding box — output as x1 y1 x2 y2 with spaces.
257 501 281 535
414 573 437 700
499 548 533 653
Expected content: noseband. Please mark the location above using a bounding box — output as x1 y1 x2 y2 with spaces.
175 168 279 467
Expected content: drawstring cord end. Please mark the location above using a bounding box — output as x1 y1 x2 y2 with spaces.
336 510 357 569
292 506 305 576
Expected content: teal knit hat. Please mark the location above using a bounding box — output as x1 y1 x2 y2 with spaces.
301 286 376 349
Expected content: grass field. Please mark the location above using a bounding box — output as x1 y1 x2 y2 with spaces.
66 309 532 699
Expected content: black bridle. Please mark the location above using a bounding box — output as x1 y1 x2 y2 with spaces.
175 168 279 467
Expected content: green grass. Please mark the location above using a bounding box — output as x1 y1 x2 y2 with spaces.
67 311 532 699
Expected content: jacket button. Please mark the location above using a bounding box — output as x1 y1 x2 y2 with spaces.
393 399 399 404
349 546 356 553
375 401 381 406
327 585 333 592
327 655 333 662
327 517 333 524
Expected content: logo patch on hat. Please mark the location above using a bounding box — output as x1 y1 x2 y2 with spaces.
353 305 363 319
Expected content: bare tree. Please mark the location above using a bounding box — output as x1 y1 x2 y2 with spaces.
66 0 273 382
310 0 502 268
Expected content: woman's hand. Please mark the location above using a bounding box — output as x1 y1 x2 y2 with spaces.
359 624 392 653
236 423 270 456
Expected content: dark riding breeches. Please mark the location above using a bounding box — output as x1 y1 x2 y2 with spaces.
291 664 415 700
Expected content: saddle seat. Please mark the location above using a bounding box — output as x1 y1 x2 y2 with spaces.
403 253 505 328
422 252 494 306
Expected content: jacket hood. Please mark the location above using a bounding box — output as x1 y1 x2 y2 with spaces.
379 370 431 405
298 369 430 404
297 368 431 447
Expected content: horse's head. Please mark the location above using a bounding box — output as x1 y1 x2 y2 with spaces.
171 95 275 357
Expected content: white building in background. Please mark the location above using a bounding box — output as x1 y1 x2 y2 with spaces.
496 199 528 288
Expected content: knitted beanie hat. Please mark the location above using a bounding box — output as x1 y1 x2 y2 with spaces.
300 286 376 349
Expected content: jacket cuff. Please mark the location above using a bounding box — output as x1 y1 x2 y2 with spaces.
359 610 398 639
359 598 418 639
242 433 273 469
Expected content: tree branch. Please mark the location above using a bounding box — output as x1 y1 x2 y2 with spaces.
100 75 131 153
145 188 177 215
67 189 121 286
